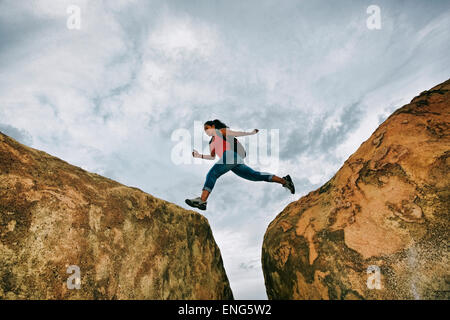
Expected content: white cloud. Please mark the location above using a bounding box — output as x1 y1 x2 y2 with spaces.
148 11 219 59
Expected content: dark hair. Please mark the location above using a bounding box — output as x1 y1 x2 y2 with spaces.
204 119 229 129
204 119 229 144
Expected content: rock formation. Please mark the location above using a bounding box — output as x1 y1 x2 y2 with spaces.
262 79 450 299
0 133 233 299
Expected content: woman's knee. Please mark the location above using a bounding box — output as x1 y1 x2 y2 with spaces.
207 165 220 177
207 166 228 181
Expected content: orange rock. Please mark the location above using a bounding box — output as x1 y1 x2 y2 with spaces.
0 133 233 300
262 79 450 300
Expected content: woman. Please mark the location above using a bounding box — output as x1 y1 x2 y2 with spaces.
185 119 295 210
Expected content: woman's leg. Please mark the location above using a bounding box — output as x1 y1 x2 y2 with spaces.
271 175 287 184
202 162 236 201
231 164 287 184
201 189 210 202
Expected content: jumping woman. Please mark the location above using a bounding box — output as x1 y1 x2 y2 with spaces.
185 119 295 210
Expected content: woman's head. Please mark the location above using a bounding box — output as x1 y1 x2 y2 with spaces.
204 119 228 136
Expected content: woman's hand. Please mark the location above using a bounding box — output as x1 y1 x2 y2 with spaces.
192 149 201 158
251 129 259 135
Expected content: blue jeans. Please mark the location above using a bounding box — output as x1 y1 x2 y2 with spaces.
202 150 274 193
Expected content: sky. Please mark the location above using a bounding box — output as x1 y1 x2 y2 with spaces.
0 0 449 299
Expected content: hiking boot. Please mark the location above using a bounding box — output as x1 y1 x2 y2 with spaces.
185 196 207 210
282 175 295 194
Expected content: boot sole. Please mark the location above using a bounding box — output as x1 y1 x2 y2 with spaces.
185 199 207 210
284 175 295 194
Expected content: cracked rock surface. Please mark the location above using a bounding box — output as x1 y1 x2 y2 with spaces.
262 79 450 300
0 133 233 300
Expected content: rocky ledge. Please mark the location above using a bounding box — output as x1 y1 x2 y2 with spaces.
0 132 233 299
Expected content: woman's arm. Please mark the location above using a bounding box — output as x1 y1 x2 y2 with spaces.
192 149 216 160
200 154 215 160
220 128 259 137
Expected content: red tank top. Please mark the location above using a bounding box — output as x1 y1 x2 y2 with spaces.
210 134 231 158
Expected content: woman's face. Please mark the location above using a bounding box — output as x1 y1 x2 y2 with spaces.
204 125 215 136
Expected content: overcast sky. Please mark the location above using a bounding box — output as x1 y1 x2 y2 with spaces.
1 0 449 299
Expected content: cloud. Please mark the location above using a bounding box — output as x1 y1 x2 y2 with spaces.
0 123 33 145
